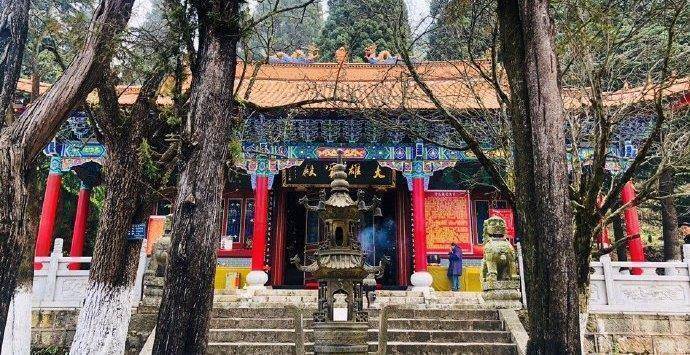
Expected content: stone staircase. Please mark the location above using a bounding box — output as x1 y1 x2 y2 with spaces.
379 308 517 354
205 289 519 354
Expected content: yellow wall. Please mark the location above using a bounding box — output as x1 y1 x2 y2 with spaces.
428 265 482 292
214 266 251 290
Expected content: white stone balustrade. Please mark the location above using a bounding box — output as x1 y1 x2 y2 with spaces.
32 238 147 308
589 244 690 313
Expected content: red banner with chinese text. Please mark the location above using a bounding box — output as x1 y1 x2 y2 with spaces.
424 191 472 253
489 208 515 239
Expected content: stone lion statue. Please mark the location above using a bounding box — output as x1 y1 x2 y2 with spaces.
481 216 517 289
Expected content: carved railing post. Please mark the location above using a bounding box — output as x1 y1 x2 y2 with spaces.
377 305 393 355
287 305 305 355
45 238 64 302
600 254 616 306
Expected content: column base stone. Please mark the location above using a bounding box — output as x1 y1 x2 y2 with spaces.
245 270 269 290
409 271 433 294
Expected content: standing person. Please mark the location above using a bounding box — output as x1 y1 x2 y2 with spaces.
447 243 463 292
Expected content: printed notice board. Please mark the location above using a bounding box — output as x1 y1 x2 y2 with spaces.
424 190 472 253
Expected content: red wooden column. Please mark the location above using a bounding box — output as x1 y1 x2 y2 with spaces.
68 182 91 270
596 195 611 247
35 156 63 269
409 160 433 291
247 156 271 289
621 181 645 274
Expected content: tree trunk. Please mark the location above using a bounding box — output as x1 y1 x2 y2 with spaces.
1 162 40 354
0 0 135 339
659 168 679 260
70 74 163 354
0 0 30 118
30 57 40 102
497 0 581 353
612 212 627 261
153 2 241 352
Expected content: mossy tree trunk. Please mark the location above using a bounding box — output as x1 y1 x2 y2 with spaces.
153 1 241 353
659 168 680 260
70 72 164 354
0 0 135 339
0 0 29 118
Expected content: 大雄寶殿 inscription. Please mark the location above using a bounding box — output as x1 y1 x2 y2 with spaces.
283 160 395 188
424 191 472 252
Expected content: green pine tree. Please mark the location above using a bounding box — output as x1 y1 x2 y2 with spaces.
426 0 493 61
318 0 411 62
249 0 324 59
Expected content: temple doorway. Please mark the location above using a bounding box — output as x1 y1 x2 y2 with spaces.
279 187 399 287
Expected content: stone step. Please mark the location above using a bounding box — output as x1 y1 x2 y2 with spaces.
385 330 513 343
387 308 499 320
208 328 512 345
253 289 317 297
387 318 504 331
212 294 243 302
214 300 319 308
210 307 314 318
208 329 302 343
210 306 498 320
206 342 297 355
375 290 424 298
208 317 502 332
248 295 318 303
207 342 379 354
383 342 518 355
207 341 517 355
372 296 426 305
209 317 297 329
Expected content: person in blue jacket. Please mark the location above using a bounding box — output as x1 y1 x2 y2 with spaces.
447 243 463 292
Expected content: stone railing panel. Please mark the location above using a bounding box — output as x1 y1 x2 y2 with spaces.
589 245 690 313
33 238 147 308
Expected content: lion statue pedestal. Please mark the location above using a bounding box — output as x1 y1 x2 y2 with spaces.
480 216 522 308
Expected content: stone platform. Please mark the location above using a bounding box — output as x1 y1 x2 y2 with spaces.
214 288 521 310
128 288 524 354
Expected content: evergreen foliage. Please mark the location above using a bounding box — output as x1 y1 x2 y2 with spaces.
426 0 493 60
22 0 94 83
317 0 411 62
249 0 324 59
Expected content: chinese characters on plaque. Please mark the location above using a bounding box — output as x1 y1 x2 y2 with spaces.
283 161 395 188
424 191 472 253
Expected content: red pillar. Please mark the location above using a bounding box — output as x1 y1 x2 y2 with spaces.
35 156 63 269
251 175 269 271
68 184 90 270
412 177 428 272
597 195 611 247
621 181 645 274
